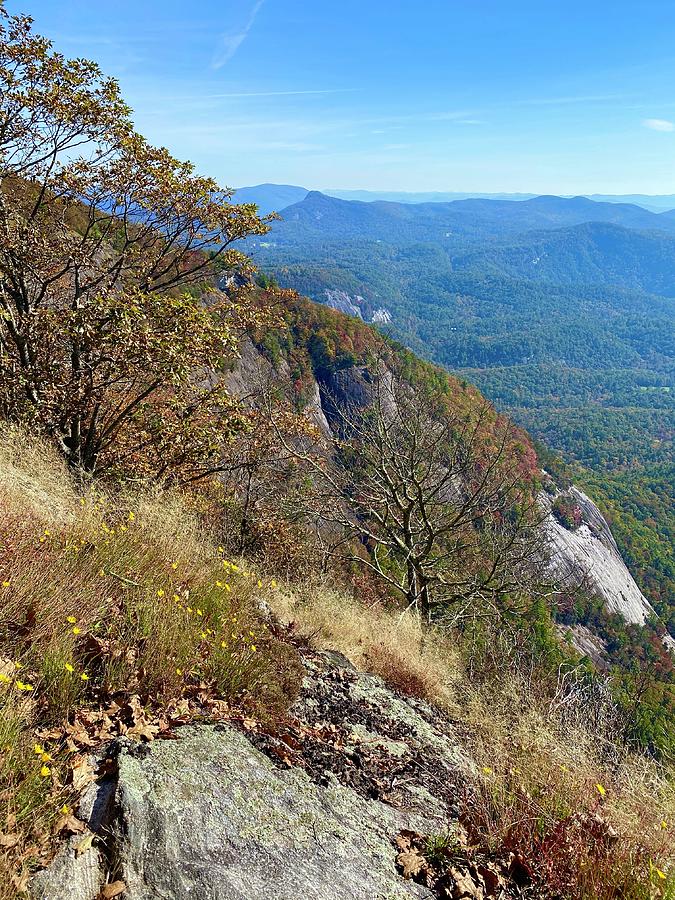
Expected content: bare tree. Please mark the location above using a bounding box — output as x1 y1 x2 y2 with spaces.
276 363 548 621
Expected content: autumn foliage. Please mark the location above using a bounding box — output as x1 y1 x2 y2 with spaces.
0 4 271 478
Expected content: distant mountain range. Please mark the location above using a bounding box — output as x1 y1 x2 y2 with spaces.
265 191 675 246
245 187 675 628
234 182 675 215
232 183 310 216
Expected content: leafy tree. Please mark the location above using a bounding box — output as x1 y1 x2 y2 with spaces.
0 5 270 476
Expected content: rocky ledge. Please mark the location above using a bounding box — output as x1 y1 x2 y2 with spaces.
32 651 479 900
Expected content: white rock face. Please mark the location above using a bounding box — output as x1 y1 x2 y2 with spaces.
371 307 393 324
543 486 653 626
323 289 364 319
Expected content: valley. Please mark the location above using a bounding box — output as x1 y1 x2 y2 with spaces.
246 188 675 630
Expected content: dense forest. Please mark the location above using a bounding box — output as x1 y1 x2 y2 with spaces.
249 193 675 636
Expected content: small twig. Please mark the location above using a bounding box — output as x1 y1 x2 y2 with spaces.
105 569 139 588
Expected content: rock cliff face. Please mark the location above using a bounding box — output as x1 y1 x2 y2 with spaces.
32 652 473 900
541 486 653 626
321 289 393 325
225 336 656 635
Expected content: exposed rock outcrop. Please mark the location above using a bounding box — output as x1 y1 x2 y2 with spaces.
32 652 473 900
323 289 365 320
224 334 660 637
542 486 653 625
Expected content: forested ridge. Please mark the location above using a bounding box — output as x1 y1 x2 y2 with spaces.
250 193 675 636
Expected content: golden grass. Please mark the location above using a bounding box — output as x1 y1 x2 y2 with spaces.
0 425 673 899
266 578 461 711
267 579 674 897
462 668 675 899
0 426 301 894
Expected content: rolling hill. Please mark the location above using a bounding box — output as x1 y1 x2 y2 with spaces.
247 191 675 628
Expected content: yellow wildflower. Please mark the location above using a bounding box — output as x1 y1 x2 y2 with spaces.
176 668 183 676
157 589 165 598
67 616 77 624
171 562 178 570
0 673 11 684
80 673 89 681
72 626 81 635
128 511 135 521
1 580 9 588
65 663 74 674
34 744 45 755
60 804 70 815
271 579 277 588
596 783 606 797
40 765 51 777
15 681 33 692
250 645 257 652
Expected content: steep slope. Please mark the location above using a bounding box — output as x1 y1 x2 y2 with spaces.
249 199 675 632
226 295 665 641
12 420 672 900
542 487 654 625
33 652 473 900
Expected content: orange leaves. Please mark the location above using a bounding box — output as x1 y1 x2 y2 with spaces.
101 882 127 898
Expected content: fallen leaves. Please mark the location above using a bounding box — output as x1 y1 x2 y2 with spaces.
74 831 95 857
393 828 516 899
0 832 20 848
71 756 96 792
397 849 425 879
100 881 127 898
54 809 86 836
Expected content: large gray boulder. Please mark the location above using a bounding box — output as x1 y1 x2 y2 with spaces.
32 652 472 900
115 724 433 900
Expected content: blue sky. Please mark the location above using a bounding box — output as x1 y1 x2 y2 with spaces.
8 0 675 193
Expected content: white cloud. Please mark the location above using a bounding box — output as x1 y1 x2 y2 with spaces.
212 0 265 69
642 118 674 132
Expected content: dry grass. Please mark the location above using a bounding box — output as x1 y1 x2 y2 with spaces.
266 579 462 711
266 579 674 897
0 426 301 895
0 426 673 899
461 667 675 898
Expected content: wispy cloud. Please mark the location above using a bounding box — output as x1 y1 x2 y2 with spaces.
212 0 265 69
642 118 674 132
191 88 358 100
